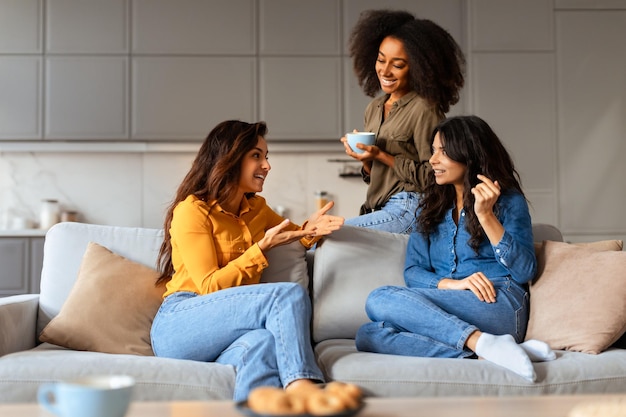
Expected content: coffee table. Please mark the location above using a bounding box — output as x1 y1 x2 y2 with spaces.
2 394 624 417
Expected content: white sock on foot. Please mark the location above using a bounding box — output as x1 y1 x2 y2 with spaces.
474 333 536 382
520 339 556 362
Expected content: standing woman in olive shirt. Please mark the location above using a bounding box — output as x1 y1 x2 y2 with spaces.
342 9 465 234
150 120 344 401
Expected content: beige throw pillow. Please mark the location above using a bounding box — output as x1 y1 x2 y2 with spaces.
39 242 165 356
526 240 626 354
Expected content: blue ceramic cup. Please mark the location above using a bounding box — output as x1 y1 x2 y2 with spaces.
38 375 134 417
346 132 376 154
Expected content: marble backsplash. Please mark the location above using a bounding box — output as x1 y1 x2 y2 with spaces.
0 148 368 232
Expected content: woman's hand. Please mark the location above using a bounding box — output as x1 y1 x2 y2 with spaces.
471 174 500 219
438 272 496 303
303 201 344 237
471 174 505 245
340 132 377 175
341 136 379 161
257 219 311 252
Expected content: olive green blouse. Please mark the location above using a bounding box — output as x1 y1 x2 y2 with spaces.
360 91 443 213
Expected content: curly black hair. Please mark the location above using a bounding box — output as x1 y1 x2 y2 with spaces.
349 9 465 113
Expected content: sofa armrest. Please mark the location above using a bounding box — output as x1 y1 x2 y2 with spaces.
532 223 563 242
0 294 40 357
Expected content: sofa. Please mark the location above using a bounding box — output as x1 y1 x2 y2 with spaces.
1 222 625 402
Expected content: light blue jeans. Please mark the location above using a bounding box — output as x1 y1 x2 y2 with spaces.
150 282 324 401
355 277 529 358
344 191 419 234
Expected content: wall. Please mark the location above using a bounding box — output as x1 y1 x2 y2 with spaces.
0 0 624 243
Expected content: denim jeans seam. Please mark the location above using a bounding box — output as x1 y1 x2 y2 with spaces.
392 288 475 351
382 321 463 352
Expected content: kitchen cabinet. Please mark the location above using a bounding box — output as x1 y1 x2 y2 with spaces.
0 0 464 142
0 236 45 296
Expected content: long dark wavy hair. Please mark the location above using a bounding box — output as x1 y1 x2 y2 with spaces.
417 116 525 251
349 9 465 113
156 120 268 285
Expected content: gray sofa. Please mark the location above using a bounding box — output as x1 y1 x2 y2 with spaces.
1 222 625 402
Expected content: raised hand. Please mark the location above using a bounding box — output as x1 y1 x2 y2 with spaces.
471 174 500 219
257 219 311 252
303 201 344 237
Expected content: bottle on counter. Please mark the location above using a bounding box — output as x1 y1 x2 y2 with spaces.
315 190 329 210
39 199 60 229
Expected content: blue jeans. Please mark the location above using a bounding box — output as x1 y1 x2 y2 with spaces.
344 191 419 234
150 283 324 401
355 277 529 358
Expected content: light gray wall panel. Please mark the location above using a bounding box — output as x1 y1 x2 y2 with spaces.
527 191 559 227
260 57 341 139
46 0 128 53
132 0 255 54
555 0 626 9
472 53 556 192
0 0 42 53
259 0 341 55
470 0 553 51
0 57 42 139
132 57 256 140
343 57 371 133
556 10 626 235
45 57 128 139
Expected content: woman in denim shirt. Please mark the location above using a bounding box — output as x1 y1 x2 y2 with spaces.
356 116 555 381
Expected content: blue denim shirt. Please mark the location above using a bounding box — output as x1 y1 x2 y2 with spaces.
404 191 537 289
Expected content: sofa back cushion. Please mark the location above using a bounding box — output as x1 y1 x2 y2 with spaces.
312 226 409 342
38 222 164 336
38 222 312 338
311 224 564 343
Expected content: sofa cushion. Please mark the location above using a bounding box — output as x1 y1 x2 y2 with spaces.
315 339 626 397
0 343 235 402
38 223 164 336
534 239 623 258
262 240 309 289
526 240 626 354
37 222 311 356
312 226 409 342
39 242 165 356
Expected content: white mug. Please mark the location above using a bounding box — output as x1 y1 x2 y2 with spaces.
38 375 134 417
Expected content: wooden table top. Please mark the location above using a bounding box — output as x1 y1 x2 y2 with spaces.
3 394 625 417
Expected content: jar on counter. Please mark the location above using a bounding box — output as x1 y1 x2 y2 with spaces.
61 210 79 222
39 199 60 229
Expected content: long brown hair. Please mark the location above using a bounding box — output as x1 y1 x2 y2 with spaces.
417 116 525 251
156 120 268 285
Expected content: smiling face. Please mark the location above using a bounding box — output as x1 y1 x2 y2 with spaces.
238 136 270 195
430 132 467 189
376 36 411 99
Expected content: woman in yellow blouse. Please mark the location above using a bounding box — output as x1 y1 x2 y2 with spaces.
151 120 344 401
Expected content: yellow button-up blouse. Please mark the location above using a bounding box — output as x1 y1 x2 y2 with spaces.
163 194 314 298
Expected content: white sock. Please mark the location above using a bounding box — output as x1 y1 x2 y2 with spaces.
520 339 556 362
474 333 536 382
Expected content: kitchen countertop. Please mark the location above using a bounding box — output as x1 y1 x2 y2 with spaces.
0 229 48 237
